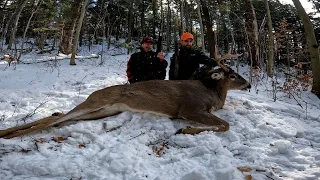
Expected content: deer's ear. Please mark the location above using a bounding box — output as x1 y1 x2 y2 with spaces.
211 72 224 80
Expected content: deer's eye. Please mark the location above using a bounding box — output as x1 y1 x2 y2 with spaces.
229 74 237 80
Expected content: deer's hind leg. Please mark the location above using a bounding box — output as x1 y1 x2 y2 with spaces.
53 106 122 127
176 111 230 135
1 105 123 139
0 112 65 139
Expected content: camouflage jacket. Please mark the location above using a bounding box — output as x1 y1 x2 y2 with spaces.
126 50 168 83
169 47 217 80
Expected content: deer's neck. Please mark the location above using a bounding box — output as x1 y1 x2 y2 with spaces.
202 80 228 109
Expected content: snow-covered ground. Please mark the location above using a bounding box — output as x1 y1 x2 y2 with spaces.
0 46 319 180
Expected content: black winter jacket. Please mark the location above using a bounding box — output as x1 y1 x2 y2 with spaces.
126 50 168 83
169 47 217 80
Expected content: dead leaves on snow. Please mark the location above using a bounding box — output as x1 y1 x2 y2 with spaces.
238 167 267 180
51 136 68 143
245 175 252 180
238 167 253 172
34 136 87 149
152 142 169 157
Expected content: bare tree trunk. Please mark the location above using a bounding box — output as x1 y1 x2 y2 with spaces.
70 0 89 65
184 2 191 32
152 0 157 40
159 0 164 39
200 0 214 57
264 0 274 77
7 0 28 50
59 0 82 55
196 0 205 52
0 0 9 52
127 4 133 55
244 0 260 67
18 0 43 63
180 0 185 33
292 0 320 96
140 0 145 37
166 2 171 52
173 10 178 41
0 0 9 35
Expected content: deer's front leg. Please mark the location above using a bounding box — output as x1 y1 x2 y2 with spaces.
176 111 229 135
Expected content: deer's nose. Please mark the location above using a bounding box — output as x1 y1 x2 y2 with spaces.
247 84 251 89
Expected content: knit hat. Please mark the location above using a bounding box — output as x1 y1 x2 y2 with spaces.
141 37 153 44
180 32 194 41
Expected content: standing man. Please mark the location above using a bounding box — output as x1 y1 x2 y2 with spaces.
126 37 168 84
169 32 217 80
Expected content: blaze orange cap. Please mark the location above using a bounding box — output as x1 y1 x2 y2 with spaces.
180 32 194 41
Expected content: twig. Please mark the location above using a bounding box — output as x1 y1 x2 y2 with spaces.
129 131 147 140
105 125 123 132
77 75 88 98
265 175 275 180
286 91 303 108
20 100 50 123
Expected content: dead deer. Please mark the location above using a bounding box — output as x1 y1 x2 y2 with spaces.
0 49 250 139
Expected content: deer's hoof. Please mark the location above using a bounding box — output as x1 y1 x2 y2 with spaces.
175 127 201 135
52 112 64 116
175 128 184 135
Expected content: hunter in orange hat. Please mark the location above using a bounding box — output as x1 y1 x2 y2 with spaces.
180 32 194 41
169 32 217 80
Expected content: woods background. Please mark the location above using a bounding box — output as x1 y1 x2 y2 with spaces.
0 0 319 98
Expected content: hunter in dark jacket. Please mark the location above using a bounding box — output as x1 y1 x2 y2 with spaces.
126 37 168 83
169 32 217 80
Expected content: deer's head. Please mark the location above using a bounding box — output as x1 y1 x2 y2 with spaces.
191 45 251 91
191 66 251 91
210 67 251 90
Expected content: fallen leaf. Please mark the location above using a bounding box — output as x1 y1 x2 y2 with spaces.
237 167 252 172
78 144 86 148
51 136 68 143
37 138 47 143
152 142 169 157
245 175 252 180
20 148 31 153
156 147 165 156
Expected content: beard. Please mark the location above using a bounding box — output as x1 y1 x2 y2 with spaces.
182 45 191 49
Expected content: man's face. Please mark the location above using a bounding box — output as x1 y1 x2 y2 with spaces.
180 38 193 49
141 42 153 52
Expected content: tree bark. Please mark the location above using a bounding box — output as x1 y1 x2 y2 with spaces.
166 2 171 52
292 0 320 96
127 3 133 55
0 0 10 50
200 0 214 57
70 0 89 65
140 0 145 37
185 2 191 32
265 0 274 77
244 0 260 67
180 0 185 33
18 0 43 63
59 0 82 55
196 0 205 52
7 0 28 50
152 0 157 40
